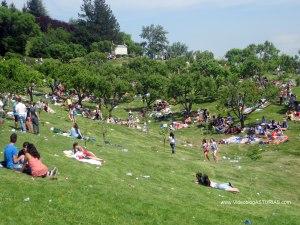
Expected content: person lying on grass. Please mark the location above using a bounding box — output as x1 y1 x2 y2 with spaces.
72 142 105 162
22 143 58 178
195 172 239 193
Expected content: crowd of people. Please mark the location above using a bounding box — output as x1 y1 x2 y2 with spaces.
1 133 57 178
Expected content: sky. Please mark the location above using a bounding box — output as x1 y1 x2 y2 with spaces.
7 0 300 58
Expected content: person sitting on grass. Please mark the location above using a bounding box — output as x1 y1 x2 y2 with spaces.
1 133 24 171
195 172 239 193
22 143 58 178
70 123 82 139
72 142 104 162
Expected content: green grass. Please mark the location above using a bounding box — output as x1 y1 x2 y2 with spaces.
0 92 299 225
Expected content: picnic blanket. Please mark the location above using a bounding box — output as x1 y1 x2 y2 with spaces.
222 136 261 144
63 150 102 166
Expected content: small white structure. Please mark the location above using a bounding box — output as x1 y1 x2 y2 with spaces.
112 44 128 56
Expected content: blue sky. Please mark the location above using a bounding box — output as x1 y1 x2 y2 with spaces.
7 0 300 57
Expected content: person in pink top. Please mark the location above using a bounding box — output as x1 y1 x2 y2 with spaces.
23 143 57 178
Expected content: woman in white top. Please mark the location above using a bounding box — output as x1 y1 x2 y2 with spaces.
169 132 176 154
210 139 219 163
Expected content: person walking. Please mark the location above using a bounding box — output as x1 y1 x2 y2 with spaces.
169 132 176 154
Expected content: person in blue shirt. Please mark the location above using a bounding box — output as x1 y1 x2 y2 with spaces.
2 133 24 170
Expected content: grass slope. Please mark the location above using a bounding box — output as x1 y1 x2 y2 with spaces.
0 94 299 225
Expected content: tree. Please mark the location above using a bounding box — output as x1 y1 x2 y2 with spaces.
35 59 63 95
77 0 120 43
90 40 112 53
140 24 169 59
1 0 7 7
218 76 279 127
191 53 226 78
60 63 93 106
0 7 40 55
91 73 132 117
136 74 167 109
240 56 262 79
119 32 143 56
168 73 217 115
167 42 188 58
24 0 47 17
0 58 44 101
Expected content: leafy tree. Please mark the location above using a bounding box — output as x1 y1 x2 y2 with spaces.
167 42 188 58
1 0 7 7
279 54 298 74
136 74 167 109
166 57 189 74
0 58 44 101
140 24 169 59
240 56 262 79
91 73 132 117
0 7 40 55
24 0 47 17
127 57 168 76
60 63 93 106
90 40 112 53
191 53 226 78
79 51 107 66
46 43 87 62
168 73 216 115
77 0 120 43
119 32 143 56
35 59 63 94
219 76 279 127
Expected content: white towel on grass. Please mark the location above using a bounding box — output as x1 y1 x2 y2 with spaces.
63 150 102 166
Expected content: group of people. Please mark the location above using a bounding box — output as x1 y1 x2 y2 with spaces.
168 133 219 163
1 133 57 178
202 139 219 162
13 97 40 134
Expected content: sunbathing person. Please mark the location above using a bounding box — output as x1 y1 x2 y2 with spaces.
23 143 58 177
195 172 239 193
72 142 104 162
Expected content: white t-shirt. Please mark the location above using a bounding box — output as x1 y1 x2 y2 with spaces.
15 102 27 117
0 100 3 111
169 137 175 144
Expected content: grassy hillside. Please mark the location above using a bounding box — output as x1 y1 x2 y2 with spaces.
0 90 299 225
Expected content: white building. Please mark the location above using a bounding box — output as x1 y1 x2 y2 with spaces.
112 44 128 56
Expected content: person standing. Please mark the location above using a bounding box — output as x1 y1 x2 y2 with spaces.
2 133 24 170
30 102 40 134
15 98 27 132
210 139 219 163
169 132 176 154
202 139 210 161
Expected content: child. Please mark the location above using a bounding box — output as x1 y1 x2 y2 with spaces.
23 143 57 177
169 132 176 154
210 139 219 163
202 139 210 161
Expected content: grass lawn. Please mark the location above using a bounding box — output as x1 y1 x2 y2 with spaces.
0 92 299 225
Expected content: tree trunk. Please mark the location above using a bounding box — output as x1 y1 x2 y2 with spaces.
240 116 245 128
